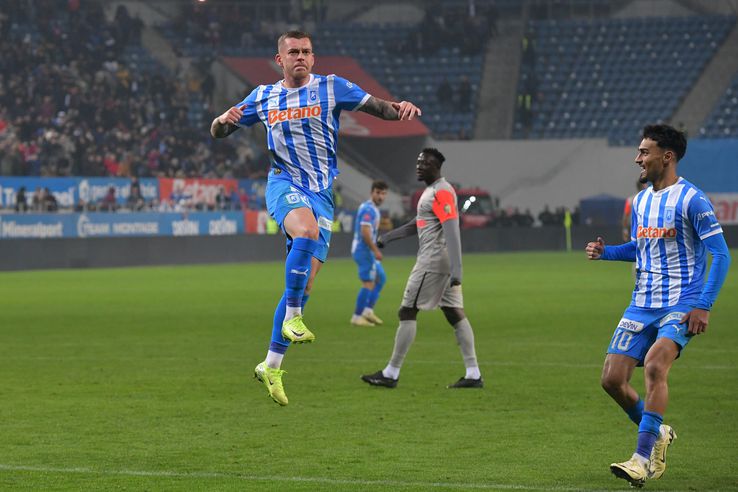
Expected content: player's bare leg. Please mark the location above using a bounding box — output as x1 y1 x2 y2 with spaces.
642 339 679 480
601 354 640 411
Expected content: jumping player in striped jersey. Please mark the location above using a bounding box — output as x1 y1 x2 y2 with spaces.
361 148 483 389
350 181 388 327
211 31 421 406
586 124 731 487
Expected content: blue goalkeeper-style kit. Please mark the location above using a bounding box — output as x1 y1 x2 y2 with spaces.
601 177 730 364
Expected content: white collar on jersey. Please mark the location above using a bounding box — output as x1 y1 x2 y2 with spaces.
649 176 683 196
276 74 315 91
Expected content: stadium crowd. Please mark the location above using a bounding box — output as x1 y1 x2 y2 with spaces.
0 0 264 180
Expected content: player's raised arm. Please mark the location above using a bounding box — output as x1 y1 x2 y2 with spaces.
210 104 246 138
376 218 417 248
358 96 422 121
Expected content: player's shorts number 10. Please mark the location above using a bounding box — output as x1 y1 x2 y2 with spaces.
611 329 634 351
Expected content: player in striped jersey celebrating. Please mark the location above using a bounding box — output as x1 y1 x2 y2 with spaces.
211 31 421 406
585 124 731 487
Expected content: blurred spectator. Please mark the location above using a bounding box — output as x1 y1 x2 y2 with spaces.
238 187 250 210
513 208 534 227
100 186 117 212
0 1 258 180
458 76 472 112
215 185 230 210
538 204 555 226
126 184 146 211
14 186 28 212
437 78 453 110
31 187 44 211
42 187 58 212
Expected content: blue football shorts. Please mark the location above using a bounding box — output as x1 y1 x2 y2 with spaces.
265 176 334 262
607 304 695 365
353 250 377 282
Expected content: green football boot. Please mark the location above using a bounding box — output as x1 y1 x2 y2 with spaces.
254 362 288 406
281 315 315 343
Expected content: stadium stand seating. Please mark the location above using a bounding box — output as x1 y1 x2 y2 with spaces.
156 2 492 140
513 15 736 144
699 70 738 138
0 1 263 179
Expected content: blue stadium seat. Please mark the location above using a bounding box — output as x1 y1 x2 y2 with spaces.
516 15 736 141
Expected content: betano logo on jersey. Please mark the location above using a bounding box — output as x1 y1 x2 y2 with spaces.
637 225 677 239
268 105 322 126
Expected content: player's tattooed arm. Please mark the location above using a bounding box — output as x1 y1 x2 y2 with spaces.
359 96 422 121
377 219 418 248
211 104 246 138
210 119 240 138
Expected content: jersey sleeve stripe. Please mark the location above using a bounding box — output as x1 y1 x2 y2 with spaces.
352 93 371 111
700 228 724 240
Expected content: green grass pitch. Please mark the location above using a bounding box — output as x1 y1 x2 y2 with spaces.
0 251 736 491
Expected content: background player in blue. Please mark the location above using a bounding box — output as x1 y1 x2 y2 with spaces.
585 124 731 487
210 31 421 406
350 180 388 327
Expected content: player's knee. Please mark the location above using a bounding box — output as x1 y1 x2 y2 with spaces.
600 373 624 394
289 221 319 240
643 360 668 383
398 306 417 321
375 271 386 287
442 307 465 326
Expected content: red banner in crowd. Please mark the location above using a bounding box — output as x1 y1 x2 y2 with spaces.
222 56 429 138
159 178 238 206
709 193 738 225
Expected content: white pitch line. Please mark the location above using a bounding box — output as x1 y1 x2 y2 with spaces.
0 357 735 371
0 463 608 491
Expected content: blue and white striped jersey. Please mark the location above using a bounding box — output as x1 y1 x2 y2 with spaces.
351 200 380 255
236 74 370 193
630 177 723 308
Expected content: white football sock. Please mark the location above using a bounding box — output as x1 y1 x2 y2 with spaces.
265 350 284 369
285 306 301 320
454 318 480 374
632 453 649 467
382 364 400 380
465 366 482 380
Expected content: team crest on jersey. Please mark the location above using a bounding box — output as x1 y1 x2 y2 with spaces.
664 207 675 225
309 90 319 103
